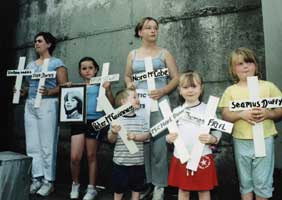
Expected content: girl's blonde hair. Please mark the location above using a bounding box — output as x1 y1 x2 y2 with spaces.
179 71 204 102
229 47 261 82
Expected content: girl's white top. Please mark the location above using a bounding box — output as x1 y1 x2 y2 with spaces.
173 102 222 160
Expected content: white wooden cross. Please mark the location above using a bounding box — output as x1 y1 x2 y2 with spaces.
32 58 56 108
187 96 233 172
150 99 190 163
187 96 219 171
151 99 233 138
92 94 139 154
150 96 233 170
228 76 279 157
90 63 119 112
6 57 33 104
132 57 169 112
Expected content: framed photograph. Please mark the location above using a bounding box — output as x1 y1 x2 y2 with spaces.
59 84 86 123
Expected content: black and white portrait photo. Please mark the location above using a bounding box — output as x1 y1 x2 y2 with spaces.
59 85 86 123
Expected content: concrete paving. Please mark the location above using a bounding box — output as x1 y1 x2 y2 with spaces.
28 174 282 200
28 169 282 200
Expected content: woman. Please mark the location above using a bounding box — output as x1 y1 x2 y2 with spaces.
124 17 179 200
20 32 68 196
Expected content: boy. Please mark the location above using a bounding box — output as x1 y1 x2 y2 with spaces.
108 88 150 200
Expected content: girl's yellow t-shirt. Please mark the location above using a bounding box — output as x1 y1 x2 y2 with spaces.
219 80 282 139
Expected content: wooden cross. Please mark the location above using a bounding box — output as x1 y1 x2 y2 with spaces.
151 99 233 138
151 96 233 169
132 57 169 112
90 63 119 112
228 76 280 157
32 59 56 108
6 57 33 104
92 94 139 154
187 96 219 171
150 99 190 163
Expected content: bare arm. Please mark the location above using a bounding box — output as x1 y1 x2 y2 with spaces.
127 132 151 142
165 132 178 144
222 107 244 123
107 124 121 143
163 50 179 94
254 107 282 122
124 52 135 89
199 130 222 144
19 80 29 97
221 106 282 125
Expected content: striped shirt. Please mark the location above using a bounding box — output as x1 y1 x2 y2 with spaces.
112 113 149 166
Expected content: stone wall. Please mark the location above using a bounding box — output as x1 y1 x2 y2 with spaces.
11 0 264 197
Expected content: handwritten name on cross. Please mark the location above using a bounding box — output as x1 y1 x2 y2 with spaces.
229 76 275 157
6 57 32 104
90 63 119 112
32 59 56 108
150 99 190 163
133 57 169 112
92 94 139 154
151 101 233 137
187 96 232 172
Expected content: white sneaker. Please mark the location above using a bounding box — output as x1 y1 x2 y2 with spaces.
30 179 42 194
83 185 98 200
36 180 54 196
70 182 80 199
152 186 164 200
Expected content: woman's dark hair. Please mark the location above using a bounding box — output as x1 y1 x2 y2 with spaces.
134 17 159 38
64 92 83 114
78 57 100 72
34 32 57 55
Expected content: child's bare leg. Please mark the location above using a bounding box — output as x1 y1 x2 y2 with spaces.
114 193 123 200
242 192 253 200
131 191 140 200
70 134 85 183
85 138 99 185
255 195 267 200
178 189 190 200
198 190 210 200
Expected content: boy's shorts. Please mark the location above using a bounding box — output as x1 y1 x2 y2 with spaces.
233 136 274 198
71 120 108 141
112 163 146 193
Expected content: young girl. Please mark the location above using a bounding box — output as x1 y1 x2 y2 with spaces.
69 57 114 200
124 16 179 200
167 72 221 200
219 47 282 200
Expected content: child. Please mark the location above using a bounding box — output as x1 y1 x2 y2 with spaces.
64 91 83 119
69 57 114 200
219 47 282 200
108 88 150 200
167 72 221 200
